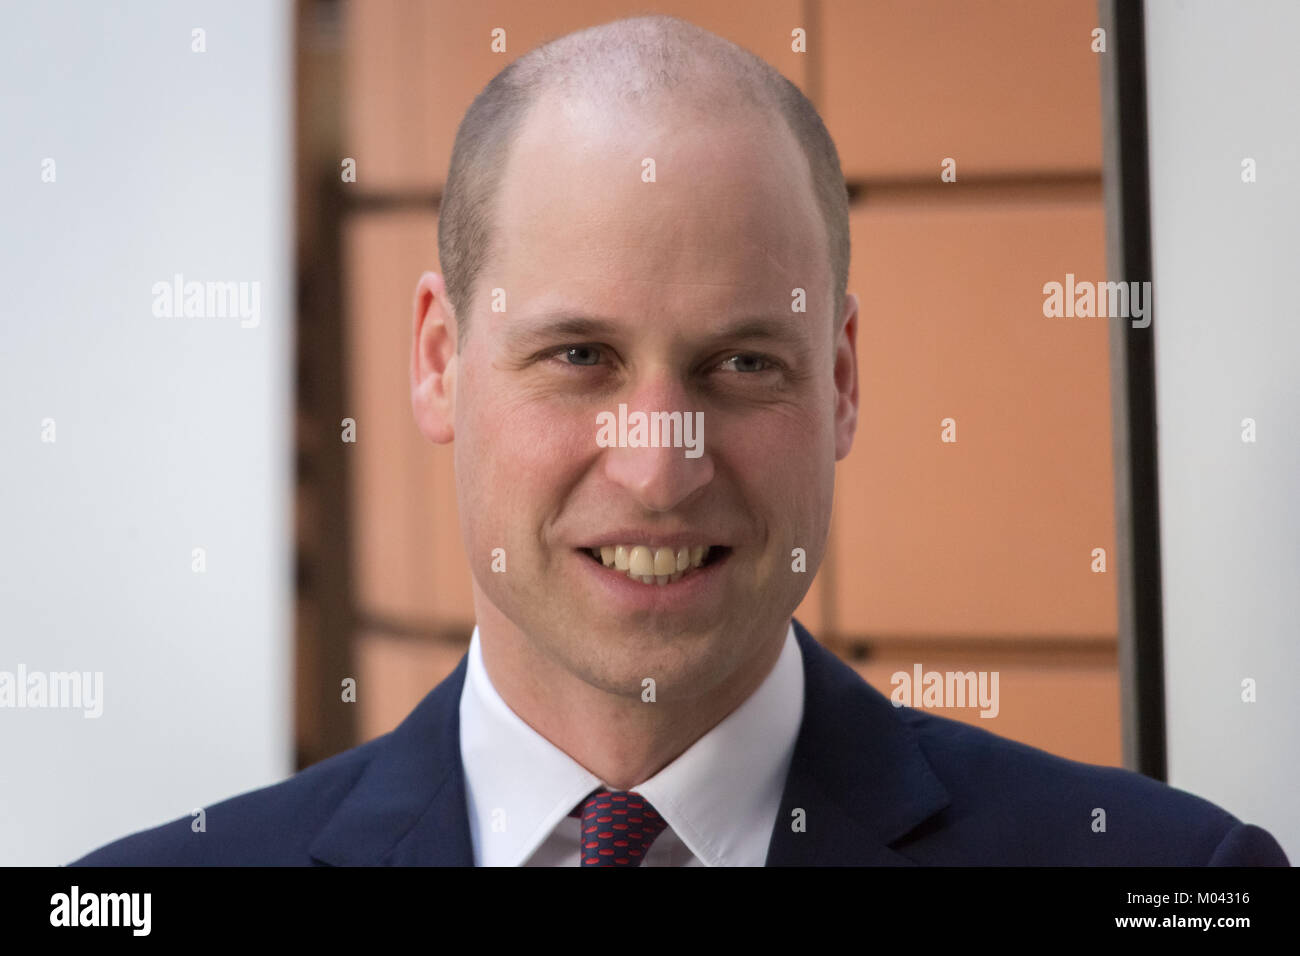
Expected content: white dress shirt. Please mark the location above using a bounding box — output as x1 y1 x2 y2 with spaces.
458 621 805 866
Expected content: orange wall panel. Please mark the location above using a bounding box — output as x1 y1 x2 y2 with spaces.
355 631 470 741
854 652 1121 766
345 0 808 193
834 199 1117 639
822 0 1103 180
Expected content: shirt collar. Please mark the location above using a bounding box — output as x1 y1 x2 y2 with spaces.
459 621 804 866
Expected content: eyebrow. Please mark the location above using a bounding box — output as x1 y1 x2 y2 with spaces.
508 310 812 352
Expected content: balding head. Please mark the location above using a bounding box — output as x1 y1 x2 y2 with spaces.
438 14 850 342
412 13 860 728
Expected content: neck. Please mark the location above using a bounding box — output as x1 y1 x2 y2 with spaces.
474 599 788 790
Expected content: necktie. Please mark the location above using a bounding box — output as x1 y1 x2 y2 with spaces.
569 789 669 866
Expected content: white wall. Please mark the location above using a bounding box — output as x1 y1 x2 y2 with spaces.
0 1 294 864
1144 0 1300 862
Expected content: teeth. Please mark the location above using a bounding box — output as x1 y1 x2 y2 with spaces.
588 543 715 585
629 546 655 576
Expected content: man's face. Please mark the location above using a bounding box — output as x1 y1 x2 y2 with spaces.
450 91 857 702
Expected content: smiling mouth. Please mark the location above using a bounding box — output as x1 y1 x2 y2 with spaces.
580 544 729 586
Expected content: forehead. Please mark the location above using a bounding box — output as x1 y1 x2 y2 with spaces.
490 90 829 325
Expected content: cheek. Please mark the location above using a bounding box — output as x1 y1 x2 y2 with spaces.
456 379 596 512
722 410 835 540
726 404 827 475
491 399 598 476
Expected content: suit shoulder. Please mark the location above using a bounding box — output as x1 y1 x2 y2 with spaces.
892 705 1288 865
70 735 388 866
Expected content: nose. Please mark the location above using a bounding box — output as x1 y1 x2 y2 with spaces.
601 380 714 512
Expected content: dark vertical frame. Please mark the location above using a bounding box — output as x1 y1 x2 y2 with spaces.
1099 0 1166 779
294 0 357 767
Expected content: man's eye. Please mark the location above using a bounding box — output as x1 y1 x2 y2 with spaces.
556 345 603 366
719 353 772 373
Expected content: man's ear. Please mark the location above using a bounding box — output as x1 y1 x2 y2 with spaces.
833 292 860 462
410 271 458 444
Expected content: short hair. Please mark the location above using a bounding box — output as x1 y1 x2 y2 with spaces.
438 14 850 345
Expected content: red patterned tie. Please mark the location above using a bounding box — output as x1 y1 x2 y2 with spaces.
569 789 669 866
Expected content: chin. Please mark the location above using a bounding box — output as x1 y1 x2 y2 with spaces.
581 626 745 699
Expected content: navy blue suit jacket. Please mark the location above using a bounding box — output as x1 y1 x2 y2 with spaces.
73 620 1289 866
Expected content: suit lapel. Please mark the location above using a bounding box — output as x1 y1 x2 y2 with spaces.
307 619 950 866
309 654 474 866
765 620 951 865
